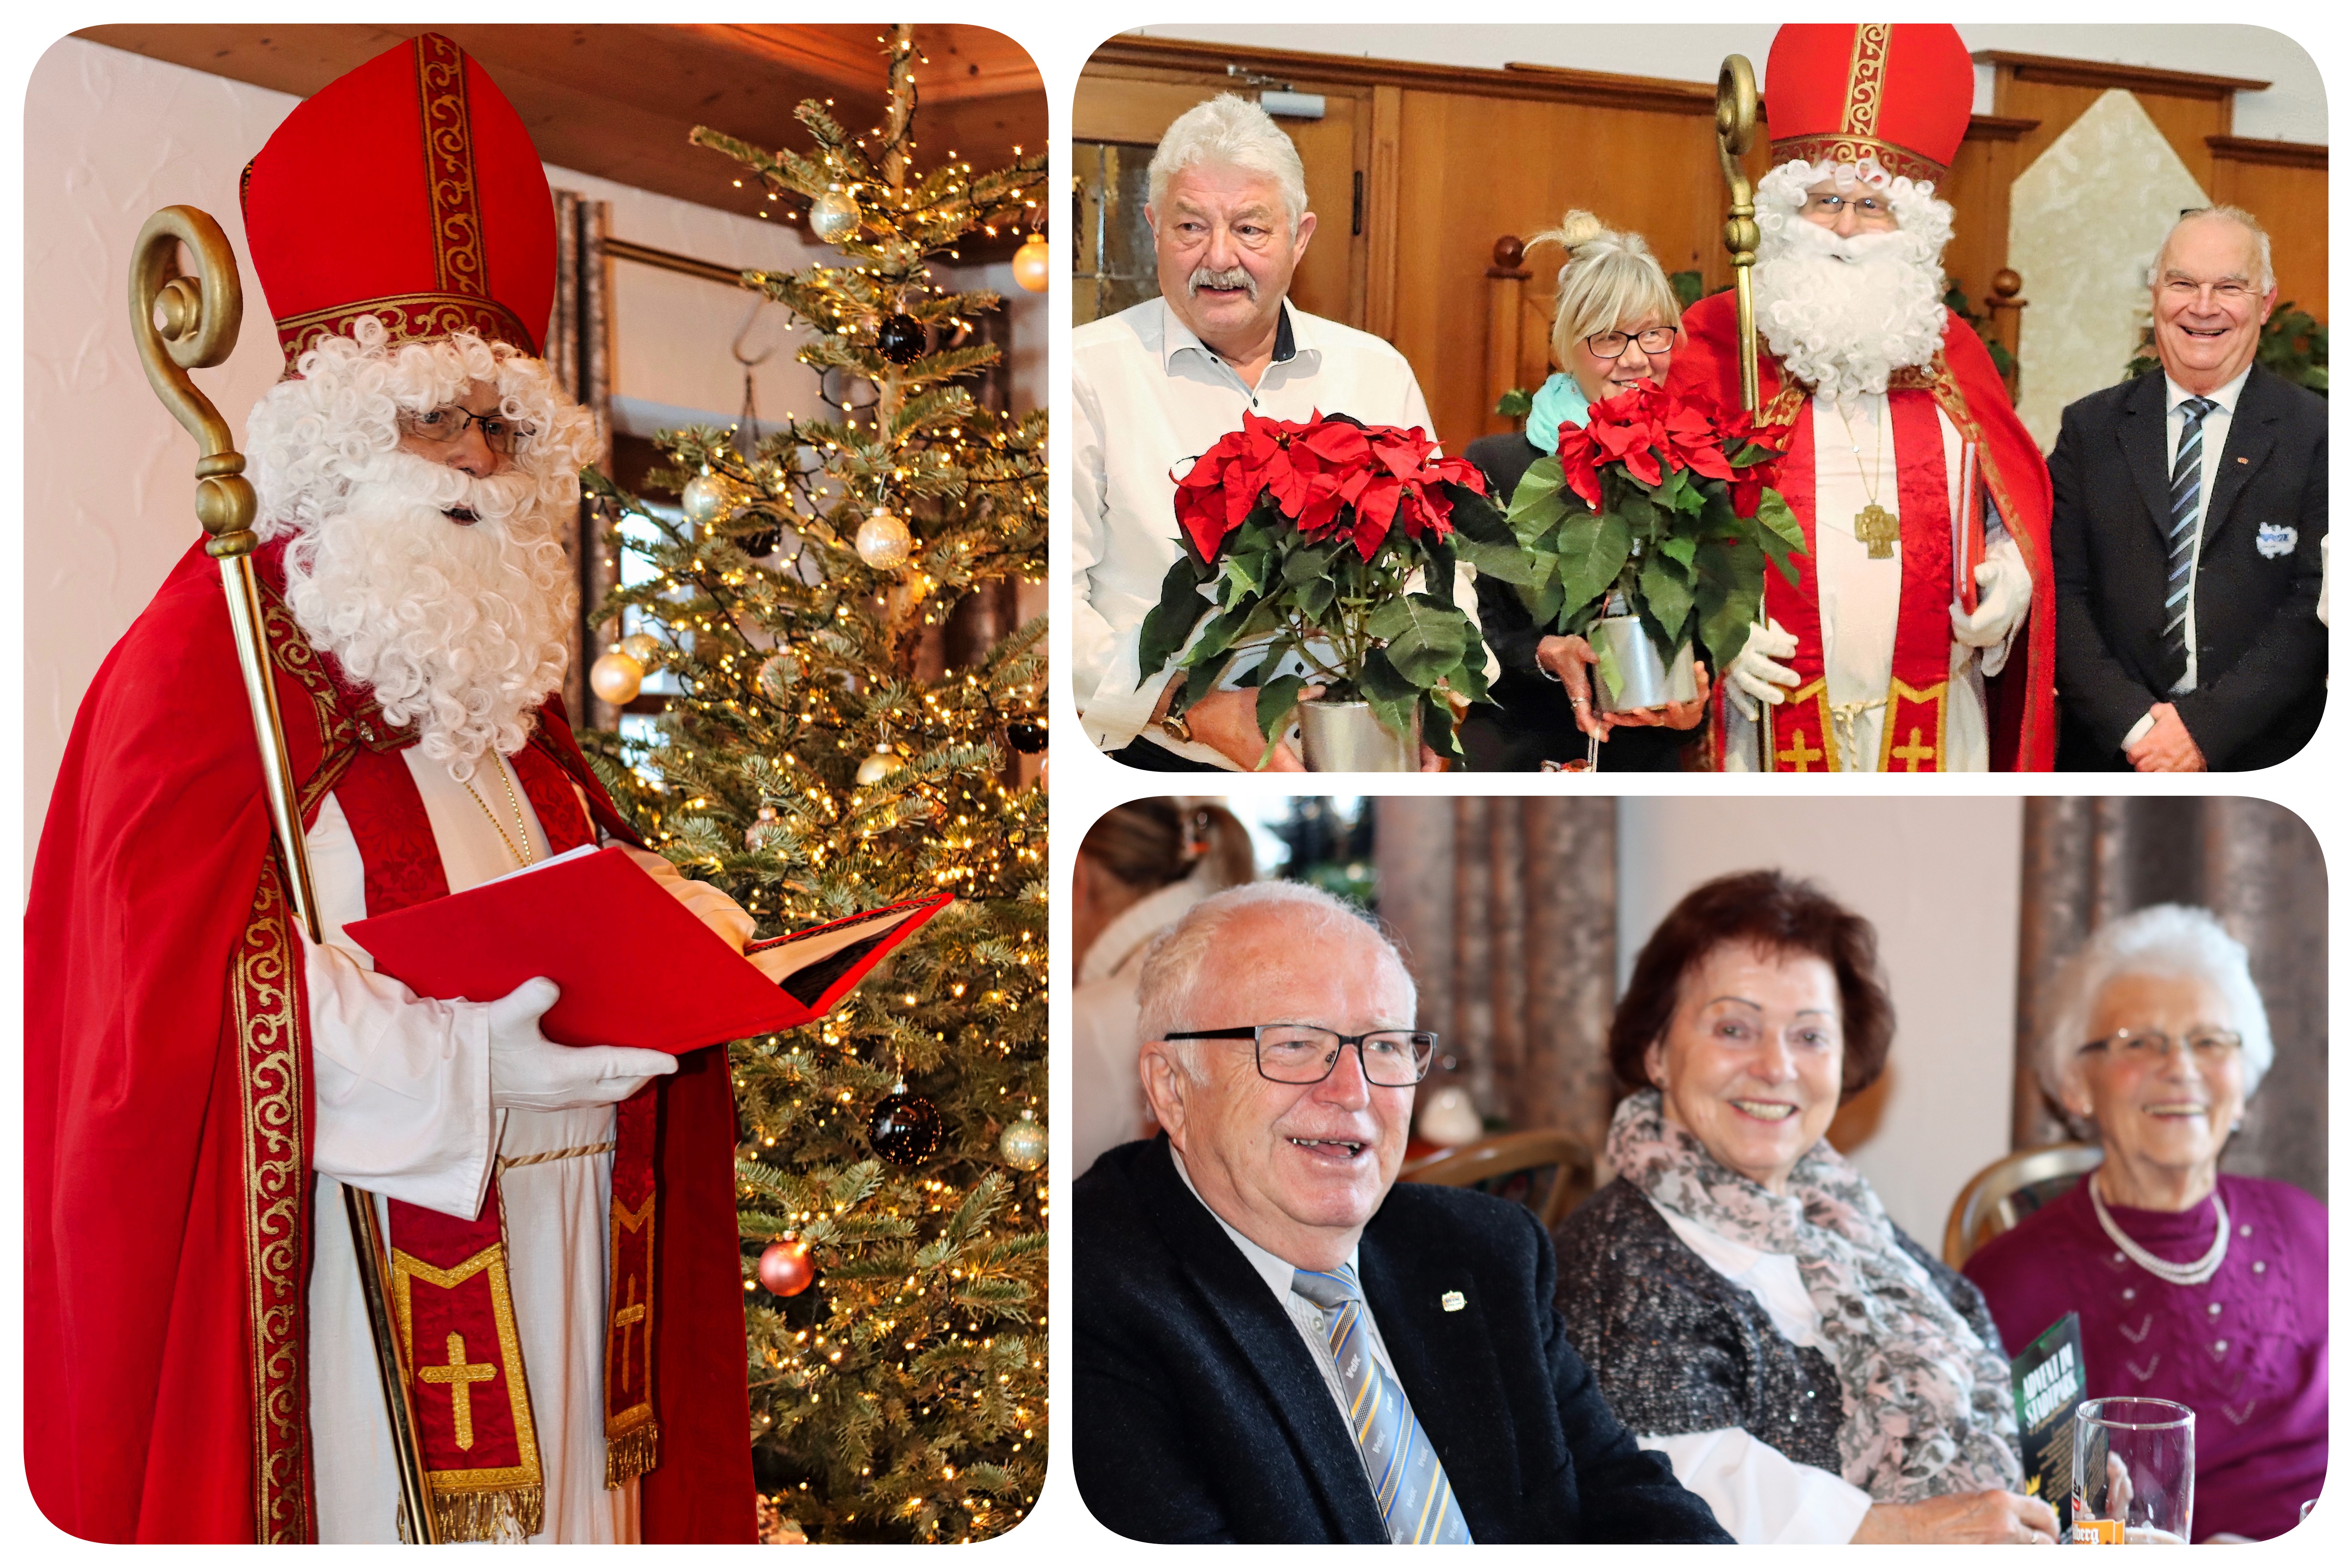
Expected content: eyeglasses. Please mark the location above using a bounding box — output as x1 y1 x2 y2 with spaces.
1584 326 1680 360
1164 1025 1440 1086
2077 1027 2243 1064
1799 191 1894 222
398 404 535 456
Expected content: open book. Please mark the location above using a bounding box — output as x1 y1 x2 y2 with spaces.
346 845 952 1053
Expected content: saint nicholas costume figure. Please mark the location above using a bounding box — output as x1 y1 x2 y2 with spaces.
27 35 757 1544
1672 23 2057 771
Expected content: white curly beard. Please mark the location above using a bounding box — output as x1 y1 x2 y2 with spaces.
1751 176 1952 401
281 448 575 780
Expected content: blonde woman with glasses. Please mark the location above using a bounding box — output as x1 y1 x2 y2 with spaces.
1461 212 1711 771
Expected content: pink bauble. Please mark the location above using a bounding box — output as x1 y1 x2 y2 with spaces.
757 1238 815 1296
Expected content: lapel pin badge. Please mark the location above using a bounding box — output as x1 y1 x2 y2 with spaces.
1441 1290 1466 1312
2256 521 2298 559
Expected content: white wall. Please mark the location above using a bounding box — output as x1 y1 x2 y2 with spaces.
22 37 1047 879
1616 796 2024 1246
1131 24 2326 145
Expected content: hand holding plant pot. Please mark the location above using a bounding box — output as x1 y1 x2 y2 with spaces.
1506 380 1804 712
1136 410 1527 769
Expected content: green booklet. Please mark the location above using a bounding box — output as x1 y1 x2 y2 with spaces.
2010 1312 2087 1534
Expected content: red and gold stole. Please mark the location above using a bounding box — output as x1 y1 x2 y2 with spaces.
337 741 662 1539
1730 388 1955 771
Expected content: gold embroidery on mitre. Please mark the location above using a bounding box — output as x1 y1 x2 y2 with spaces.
414 34 488 300
275 293 534 368
1844 24 1891 140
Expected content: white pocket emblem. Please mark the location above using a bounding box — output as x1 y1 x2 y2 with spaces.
2256 522 2298 559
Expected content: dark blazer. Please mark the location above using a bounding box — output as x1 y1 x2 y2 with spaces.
1459 430 1698 772
2050 364 2326 770
1073 1136 1731 1544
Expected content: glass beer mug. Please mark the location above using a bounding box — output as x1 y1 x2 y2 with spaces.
2073 1398 2194 1544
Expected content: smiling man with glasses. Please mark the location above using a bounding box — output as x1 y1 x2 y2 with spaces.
2049 204 2328 773
1072 880 1728 1544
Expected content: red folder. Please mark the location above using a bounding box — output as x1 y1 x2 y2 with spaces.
345 846 952 1053
1954 440 1987 614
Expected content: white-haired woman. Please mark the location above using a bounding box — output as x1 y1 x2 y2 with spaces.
1071 799 1254 1174
1461 212 1711 772
1965 905 2326 1541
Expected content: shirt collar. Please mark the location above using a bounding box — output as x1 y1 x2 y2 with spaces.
1168 1143 1358 1296
2165 363 2254 418
1158 297 1306 376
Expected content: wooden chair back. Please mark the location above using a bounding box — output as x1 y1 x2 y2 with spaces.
1400 1129 1595 1231
1943 1142 2106 1269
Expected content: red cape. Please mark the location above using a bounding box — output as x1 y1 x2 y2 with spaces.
25 538 755 1542
1669 289 2058 769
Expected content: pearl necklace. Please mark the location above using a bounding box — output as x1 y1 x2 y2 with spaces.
2088 1173 2229 1287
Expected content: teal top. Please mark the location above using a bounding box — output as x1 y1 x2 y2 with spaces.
1525 372 1591 454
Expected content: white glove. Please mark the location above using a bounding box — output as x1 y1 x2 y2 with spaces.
1726 618 1800 720
1950 551 2032 650
487 976 675 1112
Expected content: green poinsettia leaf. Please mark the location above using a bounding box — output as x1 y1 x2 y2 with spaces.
1359 644 1418 703
1639 550 1694 648
1366 592 1470 687
1507 456 1573 544
1448 487 1536 584
1254 673 1306 742
1754 488 1806 553
1136 554 1212 681
1693 534 1767 677
1420 690 1461 761
1283 539 1338 586
1659 534 1699 568
1552 510 1633 626
1295 573 1336 619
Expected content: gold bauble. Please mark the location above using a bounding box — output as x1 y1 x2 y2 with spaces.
998 1110 1047 1171
810 185 861 244
1011 233 1050 294
619 632 660 665
590 650 644 705
855 507 913 570
855 745 903 786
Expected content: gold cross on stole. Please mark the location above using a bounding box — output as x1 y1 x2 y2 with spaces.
420 1330 497 1450
1855 502 1898 559
1889 727 1936 770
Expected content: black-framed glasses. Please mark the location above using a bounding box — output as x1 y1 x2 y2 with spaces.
1584 325 1679 360
1165 1025 1439 1086
398 404 535 456
2077 1027 2243 1064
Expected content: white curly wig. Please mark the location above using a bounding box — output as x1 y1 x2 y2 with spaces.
243 320 596 776
1750 156 1956 398
2038 905 2274 1127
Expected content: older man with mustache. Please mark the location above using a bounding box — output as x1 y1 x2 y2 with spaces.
1072 94 1475 771
1671 24 2057 772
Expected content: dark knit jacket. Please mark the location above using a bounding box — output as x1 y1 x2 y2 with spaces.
1074 1137 1733 1543
1550 1180 2006 1476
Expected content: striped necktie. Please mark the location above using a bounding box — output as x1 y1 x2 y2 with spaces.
1291 1265 1474 1545
2163 396 2220 687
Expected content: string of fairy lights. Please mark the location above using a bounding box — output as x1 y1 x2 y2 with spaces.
579 25 1047 1544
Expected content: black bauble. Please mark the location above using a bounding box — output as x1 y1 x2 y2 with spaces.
876 312 926 366
1005 720 1048 754
867 1088 944 1165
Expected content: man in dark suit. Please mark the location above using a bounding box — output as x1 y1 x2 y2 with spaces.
1072 882 1728 1544
2051 206 2327 770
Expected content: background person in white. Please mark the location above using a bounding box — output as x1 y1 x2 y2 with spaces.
1071 95 1477 770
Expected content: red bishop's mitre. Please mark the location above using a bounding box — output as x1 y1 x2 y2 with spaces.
241 33 555 368
1765 23 1975 183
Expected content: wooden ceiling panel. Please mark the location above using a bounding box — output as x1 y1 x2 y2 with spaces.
73 23 1043 242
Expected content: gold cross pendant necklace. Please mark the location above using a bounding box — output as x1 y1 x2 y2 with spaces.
461 755 537 869
1839 397 1899 560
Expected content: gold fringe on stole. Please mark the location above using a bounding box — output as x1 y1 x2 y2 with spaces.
430 1481 545 1543
605 1419 661 1488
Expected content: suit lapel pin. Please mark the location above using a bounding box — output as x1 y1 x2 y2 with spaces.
1441 1290 1466 1312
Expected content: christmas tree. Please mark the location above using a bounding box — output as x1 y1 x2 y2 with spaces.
579 25 1048 1544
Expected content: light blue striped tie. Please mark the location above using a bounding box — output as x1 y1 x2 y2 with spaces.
2162 396 2219 688
1292 1265 1474 1544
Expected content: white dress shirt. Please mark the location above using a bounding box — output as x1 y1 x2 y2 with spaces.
1723 391 2022 771
1636 1198 1877 1544
2120 365 2253 747
1168 1146 1403 1430
1071 296 1486 763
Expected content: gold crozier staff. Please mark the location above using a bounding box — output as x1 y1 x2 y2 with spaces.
1713 55 1770 772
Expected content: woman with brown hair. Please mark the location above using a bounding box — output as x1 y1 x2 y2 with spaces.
1071 798 1254 1174
1552 871 2054 1543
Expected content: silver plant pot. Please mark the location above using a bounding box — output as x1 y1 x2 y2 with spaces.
1591 615 1698 713
1297 698 1421 772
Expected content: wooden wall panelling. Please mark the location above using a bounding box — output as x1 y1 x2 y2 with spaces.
2208 137 2328 322
1983 51 2267 199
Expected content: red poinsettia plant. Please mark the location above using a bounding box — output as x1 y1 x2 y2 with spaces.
1508 379 1805 681
1140 409 1530 757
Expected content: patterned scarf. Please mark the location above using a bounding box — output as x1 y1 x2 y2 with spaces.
1608 1089 2021 1502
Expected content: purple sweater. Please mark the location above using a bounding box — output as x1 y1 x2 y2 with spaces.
1964 1173 2327 1541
